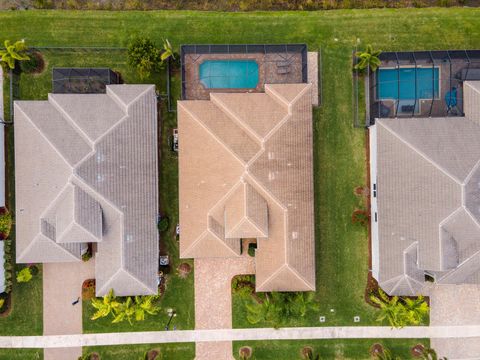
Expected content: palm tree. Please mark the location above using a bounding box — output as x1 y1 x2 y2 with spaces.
245 294 281 327
90 289 120 320
370 289 406 328
420 347 447 360
0 39 30 70
161 39 175 62
112 296 136 325
403 296 429 325
290 292 319 317
354 44 382 73
134 295 161 321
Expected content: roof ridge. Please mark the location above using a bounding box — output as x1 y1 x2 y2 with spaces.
210 93 264 143
48 94 95 146
15 104 76 169
178 102 248 166
378 120 463 185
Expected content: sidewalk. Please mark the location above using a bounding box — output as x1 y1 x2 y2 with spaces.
2 325 480 348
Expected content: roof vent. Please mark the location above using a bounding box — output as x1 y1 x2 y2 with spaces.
126 234 134 242
268 152 275 160
96 174 105 182
96 152 105 163
292 231 298 239
268 172 275 181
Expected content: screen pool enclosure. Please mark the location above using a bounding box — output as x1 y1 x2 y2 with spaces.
52 68 120 94
181 44 308 99
368 50 480 123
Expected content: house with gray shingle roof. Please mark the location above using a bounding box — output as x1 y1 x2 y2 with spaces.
370 81 480 296
14 84 159 296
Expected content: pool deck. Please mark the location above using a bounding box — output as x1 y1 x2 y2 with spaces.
183 52 303 100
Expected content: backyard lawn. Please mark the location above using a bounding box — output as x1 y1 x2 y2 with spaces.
1 6 480 358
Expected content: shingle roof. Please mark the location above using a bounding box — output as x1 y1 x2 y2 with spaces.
374 110 480 295
178 83 315 291
14 84 158 296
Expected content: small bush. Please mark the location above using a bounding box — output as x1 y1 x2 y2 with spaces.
0 212 12 238
16 267 32 283
127 37 163 79
29 265 39 276
157 216 169 232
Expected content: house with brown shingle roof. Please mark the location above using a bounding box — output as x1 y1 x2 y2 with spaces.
370 81 480 296
178 83 316 291
14 84 159 296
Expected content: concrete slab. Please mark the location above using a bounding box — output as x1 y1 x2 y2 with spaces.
43 260 95 360
430 284 480 359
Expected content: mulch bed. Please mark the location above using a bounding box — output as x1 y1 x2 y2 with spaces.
0 293 12 318
89 352 100 360
82 279 96 300
301 346 313 359
354 185 369 197
370 343 384 356
177 263 191 278
239 346 252 359
147 349 160 360
411 344 425 357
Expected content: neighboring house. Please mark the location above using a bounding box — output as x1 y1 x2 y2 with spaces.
14 84 159 296
370 81 480 296
178 83 316 291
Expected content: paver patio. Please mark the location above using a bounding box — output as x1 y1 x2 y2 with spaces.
194 256 254 360
43 260 95 360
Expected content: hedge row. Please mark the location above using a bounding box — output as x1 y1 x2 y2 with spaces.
2 0 479 11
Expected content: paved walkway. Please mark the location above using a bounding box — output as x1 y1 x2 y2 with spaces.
1 325 480 348
43 260 95 360
430 284 480 359
194 257 254 360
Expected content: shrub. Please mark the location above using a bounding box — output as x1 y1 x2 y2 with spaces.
0 212 12 238
157 216 169 232
16 267 32 283
127 37 163 79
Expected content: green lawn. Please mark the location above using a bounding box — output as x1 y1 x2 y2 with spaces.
83 343 195 360
0 349 42 360
1 6 479 356
232 339 430 360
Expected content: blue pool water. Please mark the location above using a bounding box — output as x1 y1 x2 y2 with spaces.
199 60 259 89
377 67 440 100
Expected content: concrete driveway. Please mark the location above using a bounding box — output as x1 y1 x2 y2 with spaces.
43 260 95 360
430 284 480 359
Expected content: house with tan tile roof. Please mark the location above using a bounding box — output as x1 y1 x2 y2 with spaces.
178 83 316 291
14 84 159 296
370 81 480 296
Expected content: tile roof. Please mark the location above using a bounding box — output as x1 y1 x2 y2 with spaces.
373 94 480 295
178 83 315 291
14 84 158 296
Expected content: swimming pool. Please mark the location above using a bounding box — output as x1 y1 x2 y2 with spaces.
376 67 440 100
199 60 259 89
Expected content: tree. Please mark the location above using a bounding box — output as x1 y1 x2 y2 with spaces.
354 44 382 72
90 289 121 320
16 267 32 283
245 294 281 328
113 296 136 325
370 289 429 328
161 38 175 62
420 347 448 360
370 289 406 328
134 295 161 321
127 37 163 79
0 39 30 70
403 296 429 325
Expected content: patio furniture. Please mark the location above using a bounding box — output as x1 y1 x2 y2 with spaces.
277 67 291 75
276 60 291 67
445 87 457 109
401 105 415 113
